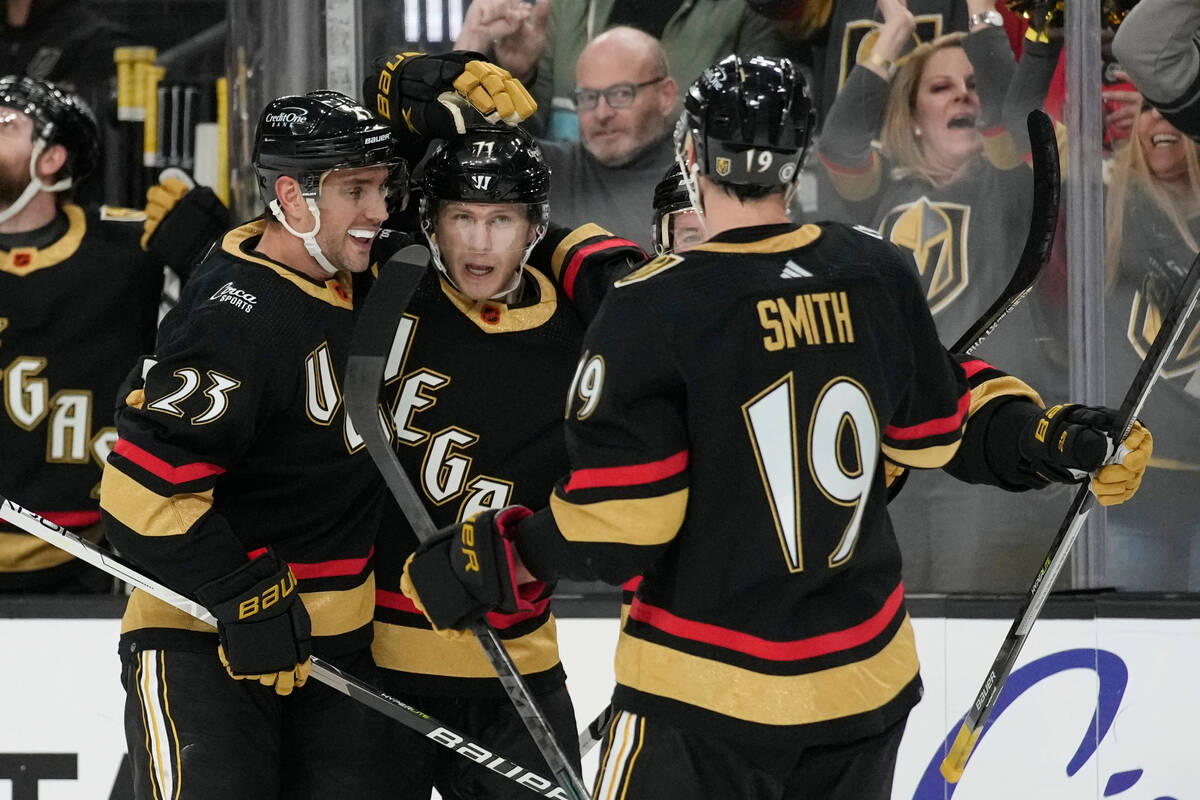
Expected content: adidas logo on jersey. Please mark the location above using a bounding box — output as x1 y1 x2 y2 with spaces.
210 281 257 313
779 260 812 279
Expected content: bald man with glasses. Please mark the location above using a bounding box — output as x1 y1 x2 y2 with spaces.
537 26 680 251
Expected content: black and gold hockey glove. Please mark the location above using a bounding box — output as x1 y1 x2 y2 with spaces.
141 171 228 280
194 550 312 696
400 506 544 638
1018 403 1152 506
363 51 537 143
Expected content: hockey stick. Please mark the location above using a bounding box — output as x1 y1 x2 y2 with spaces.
0 493 576 799
573 110 1064 761
951 109 1060 355
345 245 592 800
940 250 1200 783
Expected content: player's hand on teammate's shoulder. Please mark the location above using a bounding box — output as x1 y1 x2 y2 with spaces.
362 51 536 143
1017 403 1152 506
400 506 544 636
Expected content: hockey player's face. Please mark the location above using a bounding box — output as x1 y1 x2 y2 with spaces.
669 210 705 253
435 202 534 300
314 165 391 273
0 109 34 208
913 47 982 168
1136 106 1190 188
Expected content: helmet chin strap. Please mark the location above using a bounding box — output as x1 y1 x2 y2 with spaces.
269 197 339 276
0 139 73 225
675 141 706 226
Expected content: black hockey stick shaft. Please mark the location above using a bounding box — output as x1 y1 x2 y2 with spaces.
941 249 1200 783
0 493 576 799
345 246 591 800
578 110 1065 761
951 109 1060 355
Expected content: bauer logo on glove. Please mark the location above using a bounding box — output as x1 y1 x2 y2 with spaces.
400 506 544 635
364 51 537 143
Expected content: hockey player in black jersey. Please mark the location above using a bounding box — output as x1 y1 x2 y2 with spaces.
99 89 422 800
371 124 643 799
650 161 706 255
0 75 162 593
400 55 1153 799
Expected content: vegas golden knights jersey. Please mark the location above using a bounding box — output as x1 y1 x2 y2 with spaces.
373 223 644 697
101 220 384 658
0 204 161 590
522 222 971 744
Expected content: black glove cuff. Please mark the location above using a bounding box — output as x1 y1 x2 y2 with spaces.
408 543 486 630
145 185 228 280
195 550 299 625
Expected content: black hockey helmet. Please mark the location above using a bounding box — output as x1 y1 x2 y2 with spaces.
674 55 815 190
651 161 697 252
0 75 100 181
252 90 402 204
419 125 551 294
421 124 550 209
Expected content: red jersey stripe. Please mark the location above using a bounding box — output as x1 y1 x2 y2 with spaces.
885 390 970 441
562 238 639 299
39 510 101 528
245 547 373 579
375 589 549 630
817 150 875 175
960 359 991 379
564 450 689 493
112 439 226 484
628 583 905 662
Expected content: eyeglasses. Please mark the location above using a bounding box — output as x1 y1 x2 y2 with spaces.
572 77 667 111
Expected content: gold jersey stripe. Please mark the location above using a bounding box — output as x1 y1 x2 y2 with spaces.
692 224 822 254
436 266 557 332
982 130 1024 171
614 615 919 727
121 578 375 638
550 223 609 282
550 489 687 546
882 440 961 469
0 522 103 571
100 466 213 538
220 221 354 309
2 204 86 274
372 615 561 677
968 375 1042 418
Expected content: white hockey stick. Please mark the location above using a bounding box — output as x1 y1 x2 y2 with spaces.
0 493 577 799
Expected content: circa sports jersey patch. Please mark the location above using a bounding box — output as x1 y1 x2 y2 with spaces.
210 281 258 313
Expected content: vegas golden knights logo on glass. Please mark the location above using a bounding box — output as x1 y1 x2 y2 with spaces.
1126 286 1200 379
881 197 971 315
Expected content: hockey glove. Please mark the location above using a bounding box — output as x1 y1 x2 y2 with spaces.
1091 421 1152 506
194 550 312 696
141 171 228 279
1018 403 1153 505
400 506 545 637
363 51 536 143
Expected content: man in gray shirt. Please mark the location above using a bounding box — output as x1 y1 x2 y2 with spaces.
537 26 679 251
